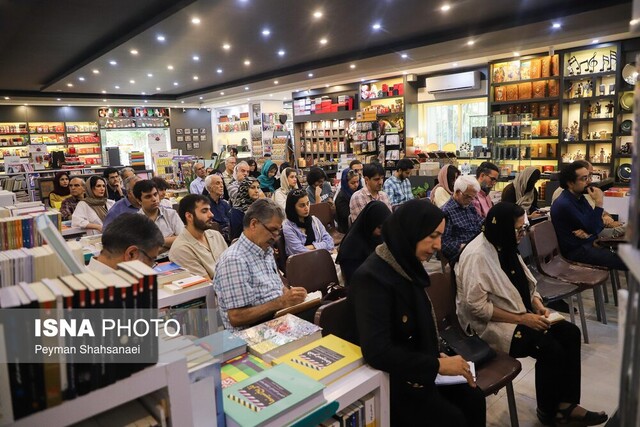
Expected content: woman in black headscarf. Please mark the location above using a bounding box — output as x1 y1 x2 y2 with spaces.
349 199 486 427
455 203 607 426
336 201 390 285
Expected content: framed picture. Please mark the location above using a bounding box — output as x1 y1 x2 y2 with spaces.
184 128 191 135
176 128 183 135
185 135 192 142
193 142 200 149
176 136 184 142
200 134 207 141
199 128 206 134
186 143 193 151
192 135 199 142
192 128 199 134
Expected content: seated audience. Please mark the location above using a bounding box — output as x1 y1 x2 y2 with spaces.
87 213 164 273
550 162 627 271
441 175 484 261
273 167 299 211
189 162 207 195
258 159 278 195
349 199 485 427
104 167 124 202
501 166 544 218
229 177 261 241
336 201 390 285
72 175 115 235
205 174 231 240
472 161 500 218
102 175 142 230
430 164 460 208
213 199 307 330
383 158 415 207
151 176 173 209
227 161 250 205
221 156 237 187
282 189 334 256
306 167 334 205
335 169 362 233
456 202 608 426
134 180 184 250
60 177 85 220
349 163 392 223
333 160 364 199
119 167 135 181
169 194 228 279
246 158 261 178
49 171 71 209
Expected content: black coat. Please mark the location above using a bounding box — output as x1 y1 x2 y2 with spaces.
335 189 351 233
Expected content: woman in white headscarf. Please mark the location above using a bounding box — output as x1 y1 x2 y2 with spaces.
272 167 299 210
501 166 544 218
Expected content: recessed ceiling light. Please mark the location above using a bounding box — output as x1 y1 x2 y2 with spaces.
245 86 249 90
360 78 365 82
467 40 475 46
401 53 408 58
319 38 328 45
226 101 230 105
156 35 165 42
141 92 146 95
244 60 251 65
325 84 329 88
78 77 85 81
552 22 561 29
247 98 251 101
67 83 73 87
191 17 201 24
350 64 356 69
513 52 520 57
372 23 381 30
278 49 285 56
274 80 279 84
283 96 288 100
220 92 225 95
313 11 323 18
144 100 148 103
115 85 120 89
402 71 408 75
193 55 200 61
592 39 599 44
56 98 61 101
130 49 139 55
167 65 174 70
156 87 161 91
4 97 10 100
308 73 314 77
199 96 203 100
217 68 223 73
174 82 179 86
181 100 185 103
262 29 270 36
109 60 117 65
631 19 639 25
129 80 135 84
440 4 451 12
101 90 106 94
103 99 107 102
147 73 153 77
193 75 199 80
222 43 231 50
452 62 458 67
269 94 273 97
92 69 100 74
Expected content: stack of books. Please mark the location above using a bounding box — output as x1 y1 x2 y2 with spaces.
0 210 61 250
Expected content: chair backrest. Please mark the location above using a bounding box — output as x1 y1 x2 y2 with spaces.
517 233 533 264
314 297 350 340
286 249 339 294
425 270 459 332
528 220 561 266
273 235 288 275
309 202 335 230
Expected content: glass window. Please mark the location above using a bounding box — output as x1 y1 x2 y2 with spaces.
419 98 487 150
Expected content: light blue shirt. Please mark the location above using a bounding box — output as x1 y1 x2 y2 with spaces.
190 177 206 195
282 217 334 256
102 196 140 230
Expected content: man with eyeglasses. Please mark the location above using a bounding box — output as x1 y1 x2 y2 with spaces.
472 161 500 218
213 198 307 331
551 162 628 271
87 213 164 273
102 175 141 230
441 175 484 261
189 162 207 195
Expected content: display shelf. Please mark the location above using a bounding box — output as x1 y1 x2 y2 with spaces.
492 97 560 106
492 76 560 86
563 95 617 103
360 94 403 101
293 110 356 123
564 71 617 80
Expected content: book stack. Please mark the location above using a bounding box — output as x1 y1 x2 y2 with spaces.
220 353 270 389
0 260 158 424
195 329 247 363
158 297 210 338
0 210 61 250
129 151 146 170
319 393 376 427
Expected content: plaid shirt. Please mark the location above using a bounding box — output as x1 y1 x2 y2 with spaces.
213 233 283 330
349 187 392 223
383 175 414 206
441 197 484 260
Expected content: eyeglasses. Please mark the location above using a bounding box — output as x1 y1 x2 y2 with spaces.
515 224 530 235
138 247 158 268
488 176 499 183
258 221 281 236
577 174 591 182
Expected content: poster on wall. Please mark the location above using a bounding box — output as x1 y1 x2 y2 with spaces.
148 132 168 154
28 144 48 170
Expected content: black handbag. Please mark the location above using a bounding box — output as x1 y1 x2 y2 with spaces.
439 325 496 366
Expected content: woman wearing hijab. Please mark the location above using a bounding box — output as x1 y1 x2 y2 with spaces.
430 164 460 208
246 159 261 178
258 159 278 194
282 189 334 256
349 199 486 426
49 171 71 209
335 169 363 233
501 166 544 218
71 175 115 235
455 203 607 426
229 177 261 240
273 167 299 210
336 201 390 284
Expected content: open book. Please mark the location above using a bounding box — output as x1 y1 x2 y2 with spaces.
547 311 566 325
435 361 476 386
274 290 323 317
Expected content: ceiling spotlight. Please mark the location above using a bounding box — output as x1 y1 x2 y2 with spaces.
4 97 10 100
220 92 225 95
193 55 200 61
269 94 273 97
109 60 117 65
103 99 107 102
441 4 451 11
56 98 61 101
245 86 249 90
283 96 288 100
222 43 231 50
141 92 146 95
313 11 323 18
101 90 106 94
115 85 120 89
217 68 223 73
262 29 271 36
193 75 199 80
167 65 174 70
467 40 475 46
67 83 73 87
92 69 100 74
452 62 458 67
247 98 251 101
173 82 179 86
552 22 561 29
181 100 185 104
191 17 201 24
325 84 329 88
129 80 135 84
513 52 520 57
156 87 161 91
78 77 85 81
402 71 408 75
350 64 356 69
156 35 166 42
274 80 279 84
244 60 251 65
401 53 408 58
372 23 381 30
592 39 599 44
631 19 639 25
319 38 328 45
144 100 148 103
130 49 139 55
308 73 314 77
199 96 203 100
226 102 230 105
146 73 152 77
278 49 285 56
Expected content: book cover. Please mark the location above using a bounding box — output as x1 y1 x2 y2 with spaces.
272 334 363 384
221 354 270 389
195 330 247 363
224 364 325 427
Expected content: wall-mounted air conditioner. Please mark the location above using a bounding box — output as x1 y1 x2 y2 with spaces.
426 71 481 93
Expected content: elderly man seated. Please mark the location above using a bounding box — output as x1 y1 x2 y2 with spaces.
441 175 484 262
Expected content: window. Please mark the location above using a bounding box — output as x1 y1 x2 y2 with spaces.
418 98 487 150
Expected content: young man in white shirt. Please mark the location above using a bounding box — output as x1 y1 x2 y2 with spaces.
133 180 185 251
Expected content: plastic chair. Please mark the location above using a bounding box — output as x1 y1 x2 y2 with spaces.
314 297 351 341
528 221 609 324
286 249 339 294
427 270 521 427
309 202 344 246
518 234 589 343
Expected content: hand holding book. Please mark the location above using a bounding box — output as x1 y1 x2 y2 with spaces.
437 354 477 387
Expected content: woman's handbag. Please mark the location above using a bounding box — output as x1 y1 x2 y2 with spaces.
439 325 496 366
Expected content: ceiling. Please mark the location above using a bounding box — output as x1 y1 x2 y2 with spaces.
0 0 634 107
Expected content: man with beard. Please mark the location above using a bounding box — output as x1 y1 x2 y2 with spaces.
472 161 500 218
169 194 228 279
213 198 307 331
134 180 184 251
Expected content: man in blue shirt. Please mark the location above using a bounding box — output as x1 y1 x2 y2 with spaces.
204 174 231 241
102 175 141 229
441 175 484 261
383 158 415 207
551 162 627 271
189 162 207 194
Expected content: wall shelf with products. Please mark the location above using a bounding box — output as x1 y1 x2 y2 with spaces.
296 118 352 165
